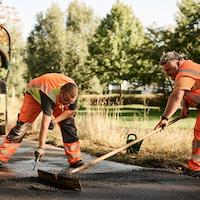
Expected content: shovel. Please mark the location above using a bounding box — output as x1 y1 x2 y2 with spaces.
38 117 181 190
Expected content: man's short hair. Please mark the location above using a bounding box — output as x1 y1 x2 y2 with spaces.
159 51 184 65
61 83 78 98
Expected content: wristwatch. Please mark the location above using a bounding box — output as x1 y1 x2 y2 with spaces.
161 115 169 121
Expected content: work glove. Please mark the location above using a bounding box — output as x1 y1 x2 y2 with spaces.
34 147 45 161
48 120 56 130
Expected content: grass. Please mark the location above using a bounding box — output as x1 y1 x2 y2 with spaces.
75 102 196 172
6 96 197 172
77 110 195 171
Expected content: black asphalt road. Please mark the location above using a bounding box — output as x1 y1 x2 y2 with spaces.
0 137 199 200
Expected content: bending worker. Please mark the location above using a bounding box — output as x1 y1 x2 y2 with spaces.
155 51 200 178
0 73 84 168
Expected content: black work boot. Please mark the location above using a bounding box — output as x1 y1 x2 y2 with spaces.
70 160 85 168
183 168 200 178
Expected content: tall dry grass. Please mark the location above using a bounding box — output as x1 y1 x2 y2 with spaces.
77 107 194 151
76 103 195 168
6 96 196 169
76 105 128 148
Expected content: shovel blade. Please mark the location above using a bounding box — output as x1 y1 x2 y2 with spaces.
38 169 82 191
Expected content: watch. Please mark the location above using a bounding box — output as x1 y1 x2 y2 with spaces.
161 115 169 121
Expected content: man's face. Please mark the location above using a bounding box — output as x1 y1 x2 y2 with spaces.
60 91 76 105
162 59 180 80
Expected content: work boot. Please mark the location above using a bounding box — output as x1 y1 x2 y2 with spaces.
70 160 85 168
0 161 3 168
183 168 200 178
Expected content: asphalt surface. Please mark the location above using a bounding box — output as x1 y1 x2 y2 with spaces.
0 136 200 200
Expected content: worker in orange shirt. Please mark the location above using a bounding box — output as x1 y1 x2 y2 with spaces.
0 73 84 168
155 51 200 178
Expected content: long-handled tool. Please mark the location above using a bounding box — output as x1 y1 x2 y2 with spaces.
38 117 181 190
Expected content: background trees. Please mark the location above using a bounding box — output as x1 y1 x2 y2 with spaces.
0 1 26 96
1 0 199 95
64 0 98 91
88 1 144 89
173 0 200 62
26 3 66 79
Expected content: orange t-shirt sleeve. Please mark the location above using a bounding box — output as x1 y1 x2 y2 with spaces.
174 77 195 90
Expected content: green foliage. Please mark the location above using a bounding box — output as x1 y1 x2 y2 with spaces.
0 1 26 96
26 1 98 92
135 0 200 94
24 0 200 96
173 0 200 62
88 1 144 86
26 3 66 79
64 0 99 91
84 76 103 94
66 0 98 36
64 31 92 90
7 28 27 96
133 27 174 94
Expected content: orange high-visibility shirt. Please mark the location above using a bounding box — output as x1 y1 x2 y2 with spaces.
174 60 200 108
26 73 75 104
175 60 200 91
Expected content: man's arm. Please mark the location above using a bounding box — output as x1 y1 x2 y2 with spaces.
162 88 185 118
39 113 52 148
180 98 190 118
154 88 185 129
54 109 76 124
53 99 77 124
34 113 52 161
38 90 55 147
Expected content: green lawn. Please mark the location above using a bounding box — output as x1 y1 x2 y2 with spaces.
78 104 198 122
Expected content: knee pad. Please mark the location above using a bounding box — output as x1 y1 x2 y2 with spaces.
7 121 31 143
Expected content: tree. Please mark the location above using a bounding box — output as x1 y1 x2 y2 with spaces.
8 29 27 96
132 26 175 94
64 0 98 91
0 0 26 96
26 3 66 79
88 0 144 88
66 0 98 36
136 0 200 94
173 0 200 62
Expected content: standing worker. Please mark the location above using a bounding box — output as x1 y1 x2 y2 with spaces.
154 52 200 178
0 73 84 168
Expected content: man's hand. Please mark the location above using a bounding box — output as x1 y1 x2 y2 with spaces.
48 119 56 130
154 118 168 130
34 147 45 161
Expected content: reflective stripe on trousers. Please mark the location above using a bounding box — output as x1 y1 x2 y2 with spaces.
64 141 81 165
188 114 200 171
0 138 20 163
0 94 41 163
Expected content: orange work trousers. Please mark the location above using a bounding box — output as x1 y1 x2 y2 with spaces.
188 114 200 171
0 93 81 165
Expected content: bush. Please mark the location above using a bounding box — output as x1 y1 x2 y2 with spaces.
79 93 167 107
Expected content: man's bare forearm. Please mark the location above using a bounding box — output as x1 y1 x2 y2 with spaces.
54 110 76 123
39 114 51 148
163 89 185 118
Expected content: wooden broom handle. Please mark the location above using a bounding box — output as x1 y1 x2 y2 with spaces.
70 117 182 174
